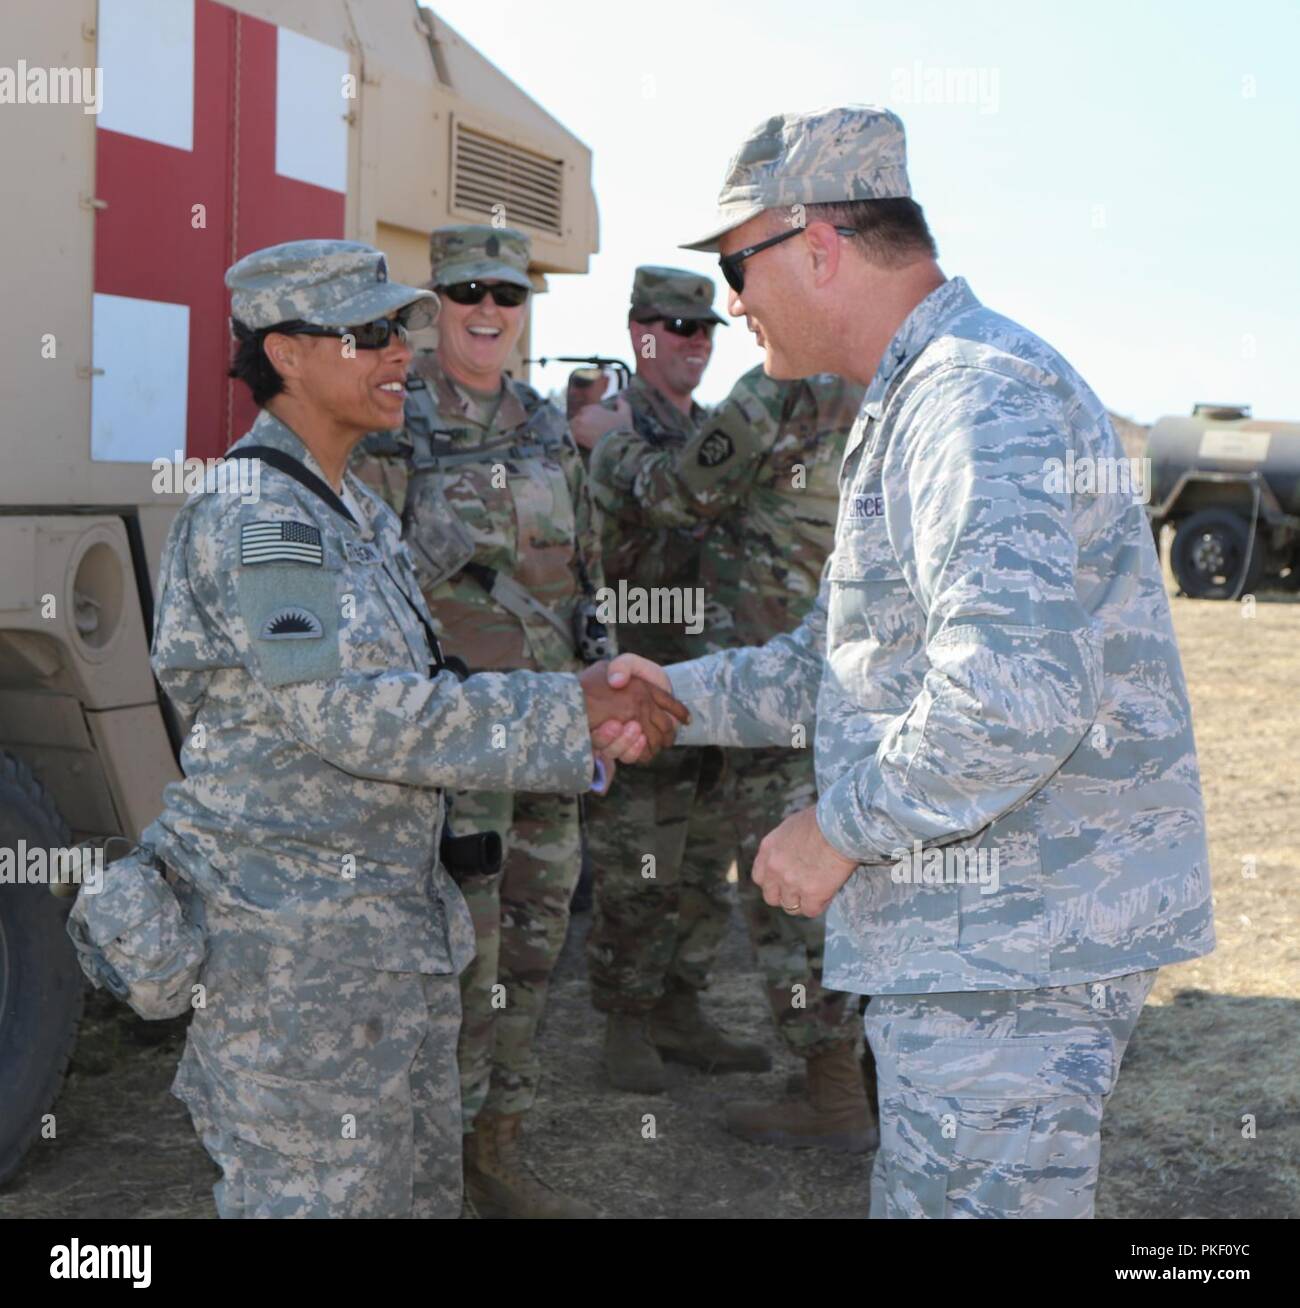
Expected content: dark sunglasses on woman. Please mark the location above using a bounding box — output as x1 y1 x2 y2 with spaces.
438 280 531 308
275 300 437 349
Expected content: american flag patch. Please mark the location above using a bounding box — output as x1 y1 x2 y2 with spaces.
240 520 324 567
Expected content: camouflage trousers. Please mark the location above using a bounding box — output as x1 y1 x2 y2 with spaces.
173 924 463 1219
585 745 734 1013
724 748 861 1058
452 787 582 1127
865 968 1158 1218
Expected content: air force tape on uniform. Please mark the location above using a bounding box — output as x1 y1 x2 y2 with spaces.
664 106 1215 1218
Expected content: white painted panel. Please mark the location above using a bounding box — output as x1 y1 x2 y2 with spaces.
91 293 189 462
1198 429 1272 463
97 0 195 151
275 26 349 192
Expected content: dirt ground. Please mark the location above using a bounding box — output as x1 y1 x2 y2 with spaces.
1 560 1296 1220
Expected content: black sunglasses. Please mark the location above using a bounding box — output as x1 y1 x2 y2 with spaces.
276 301 436 349
640 316 716 339
438 280 530 308
718 225 857 294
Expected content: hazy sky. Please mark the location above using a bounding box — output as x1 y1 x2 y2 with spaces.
428 0 1298 422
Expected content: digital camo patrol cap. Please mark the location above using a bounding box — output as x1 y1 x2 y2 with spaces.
226 239 438 330
630 266 726 324
681 105 912 252
429 224 533 289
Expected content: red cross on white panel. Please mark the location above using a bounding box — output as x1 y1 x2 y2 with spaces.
93 0 348 463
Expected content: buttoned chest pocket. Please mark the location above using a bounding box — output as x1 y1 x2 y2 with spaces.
826 495 917 707
828 511 908 627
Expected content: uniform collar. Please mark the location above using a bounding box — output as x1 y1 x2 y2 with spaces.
627 373 706 433
861 276 978 420
232 409 380 540
415 351 529 433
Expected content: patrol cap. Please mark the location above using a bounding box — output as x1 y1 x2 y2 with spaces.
681 105 911 252
429 224 533 289
630 265 727 325
226 239 438 330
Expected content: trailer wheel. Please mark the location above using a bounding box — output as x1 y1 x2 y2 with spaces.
1170 509 1265 600
0 753 84 1185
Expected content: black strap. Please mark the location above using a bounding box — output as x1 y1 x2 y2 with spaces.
236 443 460 680
237 445 358 526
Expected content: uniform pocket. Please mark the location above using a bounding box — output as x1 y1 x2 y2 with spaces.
184 942 431 1164
826 524 913 699
876 1030 1116 1218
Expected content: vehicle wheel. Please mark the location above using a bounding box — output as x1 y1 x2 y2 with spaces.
0 752 85 1185
1170 509 1265 600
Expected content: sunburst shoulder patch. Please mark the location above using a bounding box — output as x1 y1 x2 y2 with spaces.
260 607 324 640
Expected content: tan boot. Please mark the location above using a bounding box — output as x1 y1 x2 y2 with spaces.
649 987 772 1074
604 1013 667 1093
724 1044 880 1153
463 1113 598 1219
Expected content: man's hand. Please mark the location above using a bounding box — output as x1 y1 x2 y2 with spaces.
605 652 673 694
570 394 632 451
752 806 858 917
580 660 689 760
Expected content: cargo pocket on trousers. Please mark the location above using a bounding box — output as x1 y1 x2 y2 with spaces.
881 1032 1116 1218
188 943 427 1166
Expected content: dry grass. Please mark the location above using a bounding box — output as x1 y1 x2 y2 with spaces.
1 556 1295 1220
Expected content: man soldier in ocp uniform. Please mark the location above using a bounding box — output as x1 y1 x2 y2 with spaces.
573 267 770 1092
591 363 878 1151
136 239 684 1219
352 223 614 1218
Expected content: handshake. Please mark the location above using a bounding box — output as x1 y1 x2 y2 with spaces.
578 655 684 779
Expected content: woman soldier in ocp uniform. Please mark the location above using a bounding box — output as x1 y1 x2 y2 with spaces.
353 223 608 1219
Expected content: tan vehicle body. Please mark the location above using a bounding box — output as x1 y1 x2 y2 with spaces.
0 0 597 844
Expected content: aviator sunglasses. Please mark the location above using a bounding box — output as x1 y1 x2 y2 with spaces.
276 300 437 349
718 225 857 294
438 280 531 308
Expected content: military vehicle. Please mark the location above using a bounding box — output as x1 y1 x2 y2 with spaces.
1148 403 1300 599
0 0 597 1184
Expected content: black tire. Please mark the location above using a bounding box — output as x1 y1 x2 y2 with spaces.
1170 508 1265 600
0 752 85 1185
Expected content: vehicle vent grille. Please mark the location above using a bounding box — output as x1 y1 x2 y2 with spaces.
451 120 564 237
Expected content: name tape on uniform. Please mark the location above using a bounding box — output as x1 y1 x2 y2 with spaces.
344 540 383 565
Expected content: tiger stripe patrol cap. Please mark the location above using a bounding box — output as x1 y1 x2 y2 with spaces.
681 105 912 252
